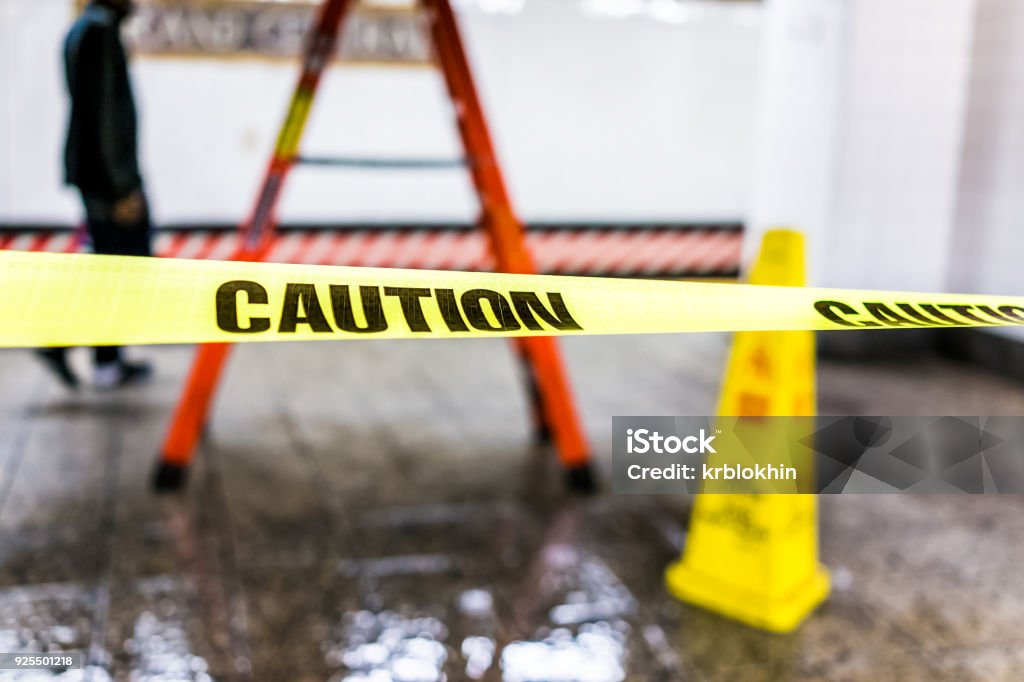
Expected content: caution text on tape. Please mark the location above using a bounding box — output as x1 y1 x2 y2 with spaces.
3 251 1024 347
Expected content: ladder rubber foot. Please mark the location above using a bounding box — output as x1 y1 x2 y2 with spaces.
534 422 554 446
564 463 597 494
153 461 189 492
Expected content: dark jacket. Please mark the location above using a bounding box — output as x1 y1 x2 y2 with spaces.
63 3 141 201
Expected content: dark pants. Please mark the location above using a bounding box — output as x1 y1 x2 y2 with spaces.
81 193 153 257
58 191 153 366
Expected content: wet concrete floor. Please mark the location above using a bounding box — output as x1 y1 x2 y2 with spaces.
1 333 1023 681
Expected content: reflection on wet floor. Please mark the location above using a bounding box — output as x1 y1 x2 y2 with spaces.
0 584 90 682
323 499 645 682
328 611 449 681
3 337 1024 680
121 578 212 682
501 623 627 682
0 577 213 682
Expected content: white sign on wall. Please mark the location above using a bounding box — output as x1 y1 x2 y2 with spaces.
105 0 431 64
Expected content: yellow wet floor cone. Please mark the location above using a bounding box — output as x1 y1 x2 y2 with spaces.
664 229 830 633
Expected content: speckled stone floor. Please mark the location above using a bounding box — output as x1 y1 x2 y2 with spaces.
1 334 1023 681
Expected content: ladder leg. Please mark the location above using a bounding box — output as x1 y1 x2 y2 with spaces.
513 342 553 446
153 343 234 491
152 0 354 491
515 336 594 491
426 0 594 491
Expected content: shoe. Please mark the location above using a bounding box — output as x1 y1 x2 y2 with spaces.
34 348 79 389
94 360 153 390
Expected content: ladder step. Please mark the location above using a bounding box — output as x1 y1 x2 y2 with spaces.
296 155 468 169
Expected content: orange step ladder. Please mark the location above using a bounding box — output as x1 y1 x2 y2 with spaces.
153 0 594 492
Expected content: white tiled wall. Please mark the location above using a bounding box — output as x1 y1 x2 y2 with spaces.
749 0 1024 347
822 0 976 291
746 0 977 292
948 0 1024 339
950 0 1024 292
745 0 846 286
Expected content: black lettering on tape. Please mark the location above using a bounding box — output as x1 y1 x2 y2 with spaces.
918 304 965 325
461 289 521 332
510 291 583 331
216 280 271 334
383 287 432 332
865 302 921 327
330 285 387 333
814 300 880 327
279 283 332 333
938 304 989 324
975 305 1015 323
997 305 1024 323
896 303 952 326
435 289 470 332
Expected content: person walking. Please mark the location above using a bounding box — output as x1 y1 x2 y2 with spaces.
37 0 152 389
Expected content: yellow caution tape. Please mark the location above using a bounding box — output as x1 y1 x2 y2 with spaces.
4 250 1024 347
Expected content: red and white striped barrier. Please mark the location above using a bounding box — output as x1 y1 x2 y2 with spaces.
0 225 742 277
